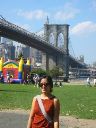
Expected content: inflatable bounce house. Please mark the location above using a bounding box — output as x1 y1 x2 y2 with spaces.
0 57 31 83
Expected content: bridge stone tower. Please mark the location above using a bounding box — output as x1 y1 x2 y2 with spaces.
44 23 69 81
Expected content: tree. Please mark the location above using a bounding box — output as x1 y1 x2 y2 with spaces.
18 52 24 60
31 68 47 77
48 66 63 86
49 66 63 79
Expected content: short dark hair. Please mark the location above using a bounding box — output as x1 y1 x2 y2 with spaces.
39 75 53 92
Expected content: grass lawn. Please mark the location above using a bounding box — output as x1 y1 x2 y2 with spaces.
0 83 96 119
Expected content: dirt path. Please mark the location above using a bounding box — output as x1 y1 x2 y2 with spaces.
0 110 96 128
60 116 96 128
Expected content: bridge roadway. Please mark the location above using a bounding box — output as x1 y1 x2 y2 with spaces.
0 18 86 68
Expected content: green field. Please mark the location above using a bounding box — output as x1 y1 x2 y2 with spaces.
0 83 96 119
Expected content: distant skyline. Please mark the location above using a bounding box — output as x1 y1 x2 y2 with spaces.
0 0 96 64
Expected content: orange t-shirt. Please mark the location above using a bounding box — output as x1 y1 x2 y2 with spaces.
32 97 54 128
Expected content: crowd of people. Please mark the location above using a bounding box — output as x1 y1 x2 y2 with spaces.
0 72 40 85
0 72 13 84
86 77 96 86
23 73 40 86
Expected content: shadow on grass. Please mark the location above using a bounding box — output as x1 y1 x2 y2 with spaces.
0 89 33 93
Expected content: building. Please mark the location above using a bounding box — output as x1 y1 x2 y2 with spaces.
0 37 15 60
0 36 42 66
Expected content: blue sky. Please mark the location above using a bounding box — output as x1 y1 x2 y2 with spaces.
0 0 96 65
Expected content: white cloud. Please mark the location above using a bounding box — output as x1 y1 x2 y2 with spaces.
17 9 48 20
54 2 80 21
70 21 96 36
54 11 76 21
17 2 79 22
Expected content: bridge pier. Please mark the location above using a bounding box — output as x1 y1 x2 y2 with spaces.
44 23 69 81
63 25 69 81
41 52 47 70
41 52 56 70
41 52 69 82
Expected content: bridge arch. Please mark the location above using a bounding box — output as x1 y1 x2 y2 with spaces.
57 33 64 48
49 33 55 45
44 24 70 80
44 24 69 53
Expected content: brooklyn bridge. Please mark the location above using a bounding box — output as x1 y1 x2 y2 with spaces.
0 16 87 80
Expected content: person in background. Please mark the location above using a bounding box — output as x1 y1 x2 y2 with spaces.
33 74 39 87
27 74 30 84
27 75 60 128
6 72 10 84
0 73 4 83
93 77 96 86
86 77 91 86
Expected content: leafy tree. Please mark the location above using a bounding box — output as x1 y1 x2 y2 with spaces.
49 66 63 78
31 68 47 77
18 52 24 60
48 66 63 86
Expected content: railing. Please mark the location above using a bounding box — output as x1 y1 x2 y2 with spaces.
0 18 44 41
0 18 67 54
0 17 86 67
